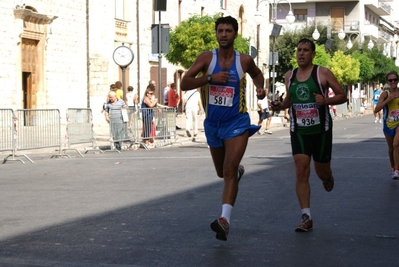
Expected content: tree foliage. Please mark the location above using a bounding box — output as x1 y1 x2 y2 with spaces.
274 30 304 83
165 14 250 69
276 27 333 82
351 51 374 83
277 24 399 86
365 48 399 83
313 24 348 54
166 16 399 85
330 50 359 84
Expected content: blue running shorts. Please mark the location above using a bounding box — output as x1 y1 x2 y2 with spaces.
383 120 399 137
204 113 260 148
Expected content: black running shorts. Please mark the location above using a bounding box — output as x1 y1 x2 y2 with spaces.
290 129 332 163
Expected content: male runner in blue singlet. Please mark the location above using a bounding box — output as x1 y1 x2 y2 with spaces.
181 16 266 241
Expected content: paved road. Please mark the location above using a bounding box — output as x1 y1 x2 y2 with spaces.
1 113 398 267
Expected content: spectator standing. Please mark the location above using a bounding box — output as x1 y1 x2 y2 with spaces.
373 84 382 123
148 80 156 95
271 38 347 232
114 81 124 100
352 86 360 99
102 84 116 113
257 96 272 134
328 88 337 117
183 88 203 139
105 84 116 104
149 80 156 88
374 71 399 179
125 86 138 112
271 90 280 117
360 88 367 109
104 91 127 150
125 86 138 126
180 16 266 241
168 83 181 130
141 85 158 146
163 82 171 106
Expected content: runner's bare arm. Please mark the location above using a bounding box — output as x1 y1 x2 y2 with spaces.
180 52 212 91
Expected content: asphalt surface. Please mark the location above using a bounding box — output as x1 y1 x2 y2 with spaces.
1 113 398 267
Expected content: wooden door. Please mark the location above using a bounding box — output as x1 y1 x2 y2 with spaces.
150 66 167 101
21 38 39 110
331 8 345 32
22 72 32 109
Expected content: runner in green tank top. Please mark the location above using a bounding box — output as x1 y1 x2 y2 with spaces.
271 38 347 232
289 71 332 135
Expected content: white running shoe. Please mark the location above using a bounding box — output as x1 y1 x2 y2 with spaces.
264 129 273 134
374 118 378 123
392 170 399 180
379 119 382 124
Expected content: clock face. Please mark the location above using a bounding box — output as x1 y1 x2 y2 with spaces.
113 46 134 67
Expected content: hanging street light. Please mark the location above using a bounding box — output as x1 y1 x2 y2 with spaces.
312 19 345 41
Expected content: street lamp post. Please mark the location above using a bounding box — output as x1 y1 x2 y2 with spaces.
361 33 375 50
312 19 346 41
346 33 358 49
254 0 295 100
347 33 374 50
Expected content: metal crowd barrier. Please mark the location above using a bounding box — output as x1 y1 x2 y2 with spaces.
336 102 349 119
62 108 103 156
137 107 179 150
106 106 178 151
0 109 15 153
0 109 29 163
8 109 68 163
351 98 361 115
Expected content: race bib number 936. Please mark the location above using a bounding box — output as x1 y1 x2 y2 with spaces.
295 104 320 126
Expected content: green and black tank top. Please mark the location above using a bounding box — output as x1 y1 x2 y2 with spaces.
288 65 332 134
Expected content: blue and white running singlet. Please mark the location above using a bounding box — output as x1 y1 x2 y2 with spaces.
201 49 247 123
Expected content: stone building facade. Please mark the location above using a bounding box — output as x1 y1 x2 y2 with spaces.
3 0 397 129
1 1 87 110
1 0 260 128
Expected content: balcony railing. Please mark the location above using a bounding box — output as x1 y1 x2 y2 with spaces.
379 1 391 15
365 0 391 16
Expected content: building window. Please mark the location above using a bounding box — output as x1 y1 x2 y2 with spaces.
220 0 226 10
294 9 307 23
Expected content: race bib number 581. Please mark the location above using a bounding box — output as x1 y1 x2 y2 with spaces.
209 85 234 107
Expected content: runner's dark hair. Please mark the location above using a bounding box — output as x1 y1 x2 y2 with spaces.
215 16 238 33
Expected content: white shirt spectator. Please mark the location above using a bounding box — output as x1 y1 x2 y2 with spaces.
257 97 269 111
184 89 201 111
184 89 202 137
352 88 360 99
